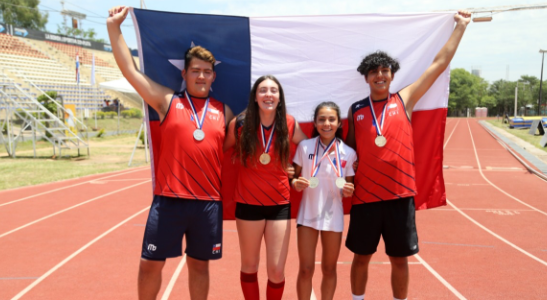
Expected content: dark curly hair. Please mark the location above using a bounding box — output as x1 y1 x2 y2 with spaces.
357 51 400 77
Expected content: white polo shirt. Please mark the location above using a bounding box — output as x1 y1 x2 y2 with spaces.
293 137 357 232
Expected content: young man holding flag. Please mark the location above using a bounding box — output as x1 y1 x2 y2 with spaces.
107 6 233 300
345 10 471 300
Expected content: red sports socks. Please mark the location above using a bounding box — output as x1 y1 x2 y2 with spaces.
240 271 259 300
266 279 285 300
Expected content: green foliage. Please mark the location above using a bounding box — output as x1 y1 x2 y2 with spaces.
2 122 7 133
129 108 143 119
449 68 486 115
56 25 106 43
121 108 143 119
37 91 58 115
138 130 145 145
95 111 105 119
106 111 117 119
96 128 106 138
121 110 131 118
0 0 48 30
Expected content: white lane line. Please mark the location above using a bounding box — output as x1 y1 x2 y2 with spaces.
0 181 151 239
466 120 547 217
0 167 150 208
408 119 467 300
447 199 547 267
443 119 460 149
160 254 187 300
414 254 467 300
10 206 151 300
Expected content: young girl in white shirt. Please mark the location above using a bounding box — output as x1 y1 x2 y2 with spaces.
292 101 356 300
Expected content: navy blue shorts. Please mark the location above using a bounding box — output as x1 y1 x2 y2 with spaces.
141 195 223 261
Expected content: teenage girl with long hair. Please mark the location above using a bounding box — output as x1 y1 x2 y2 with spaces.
292 101 357 300
224 75 307 300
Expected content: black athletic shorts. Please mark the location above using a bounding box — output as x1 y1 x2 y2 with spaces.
235 202 291 221
141 195 223 261
345 197 419 257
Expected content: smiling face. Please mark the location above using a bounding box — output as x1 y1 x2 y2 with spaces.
366 66 392 98
255 79 280 112
181 58 216 97
314 107 341 142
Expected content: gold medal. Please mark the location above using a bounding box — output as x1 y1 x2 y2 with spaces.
375 135 387 147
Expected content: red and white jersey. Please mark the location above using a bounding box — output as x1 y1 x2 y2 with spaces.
153 91 225 201
351 93 417 204
233 114 296 206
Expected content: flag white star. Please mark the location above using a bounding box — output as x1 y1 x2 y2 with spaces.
168 41 221 92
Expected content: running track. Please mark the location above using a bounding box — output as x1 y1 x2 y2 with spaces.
1 118 546 299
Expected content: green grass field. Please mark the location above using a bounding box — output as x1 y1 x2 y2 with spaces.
1 121 149 190
486 119 547 154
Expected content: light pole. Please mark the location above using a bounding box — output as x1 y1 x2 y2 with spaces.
539 49 546 116
514 81 529 117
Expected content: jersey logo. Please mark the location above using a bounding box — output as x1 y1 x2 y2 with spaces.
355 103 363 108
308 154 315 160
207 107 220 115
388 103 397 109
357 114 364 121
148 244 157 251
176 103 184 109
212 243 221 254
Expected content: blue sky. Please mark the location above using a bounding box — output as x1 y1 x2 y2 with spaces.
38 0 547 84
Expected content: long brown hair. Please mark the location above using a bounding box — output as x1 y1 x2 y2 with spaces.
235 75 290 168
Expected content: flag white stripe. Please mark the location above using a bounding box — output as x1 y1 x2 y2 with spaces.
250 13 455 121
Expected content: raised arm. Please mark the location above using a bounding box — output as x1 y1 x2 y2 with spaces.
107 6 174 122
399 10 471 115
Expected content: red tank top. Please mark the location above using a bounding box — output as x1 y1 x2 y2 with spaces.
233 114 295 206
153 92 225 201
351 93 417 204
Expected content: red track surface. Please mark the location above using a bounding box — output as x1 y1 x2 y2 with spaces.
1 118 546 299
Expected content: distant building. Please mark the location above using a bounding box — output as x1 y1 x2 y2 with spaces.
471 69 482 78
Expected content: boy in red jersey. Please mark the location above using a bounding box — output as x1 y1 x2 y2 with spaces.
108 6 233 300
345 10 471 300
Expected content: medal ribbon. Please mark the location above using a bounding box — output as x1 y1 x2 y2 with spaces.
185 91 210 131
310 137 337 178
261 123 276 154
367 96 388 137
324 140 343 178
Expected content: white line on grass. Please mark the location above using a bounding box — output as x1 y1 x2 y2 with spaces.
10 206 151 300
0 167 149 208
0 181 151 239
160 254 187 300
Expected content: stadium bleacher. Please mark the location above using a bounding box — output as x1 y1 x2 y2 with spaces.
0 33 136 111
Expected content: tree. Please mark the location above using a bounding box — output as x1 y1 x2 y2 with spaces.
490 80 516 116
449 68 484 116
0 0 48 30
56 25 105 43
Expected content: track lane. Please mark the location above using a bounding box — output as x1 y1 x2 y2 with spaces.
0 182 153 299
0 166 150 205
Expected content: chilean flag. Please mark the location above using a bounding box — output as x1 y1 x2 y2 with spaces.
130 8 454 218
